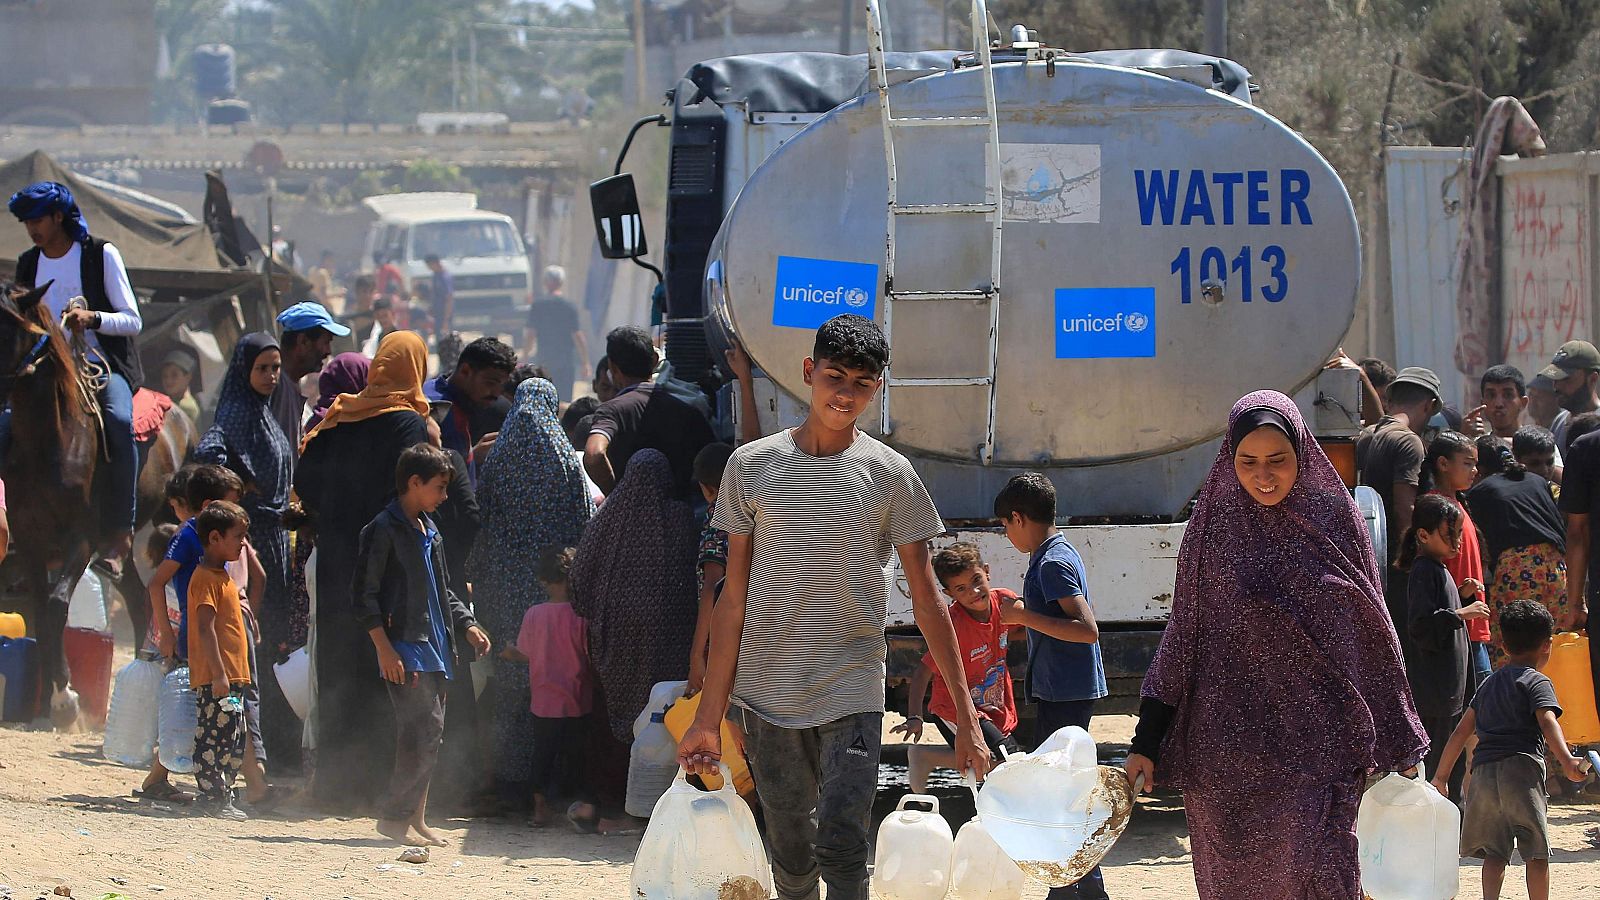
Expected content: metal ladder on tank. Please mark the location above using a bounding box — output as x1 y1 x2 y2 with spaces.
866 0 1004 464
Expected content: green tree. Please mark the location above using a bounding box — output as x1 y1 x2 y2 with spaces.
1414 0 1600 144
263 0 445 124
223 0 622 125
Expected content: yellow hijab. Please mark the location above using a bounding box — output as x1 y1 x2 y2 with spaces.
300 330 431 451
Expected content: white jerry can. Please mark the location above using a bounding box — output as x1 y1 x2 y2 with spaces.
1358 772 1461 900
873 793 954 900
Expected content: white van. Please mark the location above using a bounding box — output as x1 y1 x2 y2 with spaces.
361 192 533 334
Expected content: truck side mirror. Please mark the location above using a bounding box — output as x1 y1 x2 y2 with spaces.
590 174 648 260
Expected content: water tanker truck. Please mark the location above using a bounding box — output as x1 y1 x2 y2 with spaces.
591 0 1382 714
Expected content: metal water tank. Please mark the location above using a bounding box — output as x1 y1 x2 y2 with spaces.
193 43 237 100
706 54 1360 516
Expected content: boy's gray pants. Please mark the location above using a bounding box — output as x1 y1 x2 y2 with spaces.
738 709 882 900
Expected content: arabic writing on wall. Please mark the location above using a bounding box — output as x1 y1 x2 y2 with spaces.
1501 173 1590 379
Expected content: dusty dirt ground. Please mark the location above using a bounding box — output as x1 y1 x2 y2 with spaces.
3 607 1598 900
2 710 1598 900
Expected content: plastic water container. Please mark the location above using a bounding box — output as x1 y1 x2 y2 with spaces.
631 764 774 900
157 666 197 774
275 646 311 720
63 626 113 727
66 571 109 633
1357 772 1461 900
1542 632 1600 744
950 817 1026 900
103 652 164 766
872 794 954 900
626 680 687 818
662 691 756 796
975 726 1132 887
0 611 24 639
0 636 39 722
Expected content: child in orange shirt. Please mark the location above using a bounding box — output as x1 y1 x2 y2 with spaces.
187 501 253 820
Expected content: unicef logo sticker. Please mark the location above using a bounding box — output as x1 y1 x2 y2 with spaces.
772 256 880 330
1054 287 1156 359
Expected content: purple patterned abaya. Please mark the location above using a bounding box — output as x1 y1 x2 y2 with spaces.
1141 391 1427 899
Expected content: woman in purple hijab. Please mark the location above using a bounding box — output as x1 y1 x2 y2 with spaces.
1125 391 1428 899
286 354 371 662
307 352 371 430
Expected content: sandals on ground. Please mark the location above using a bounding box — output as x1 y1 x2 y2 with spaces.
134 782 194 804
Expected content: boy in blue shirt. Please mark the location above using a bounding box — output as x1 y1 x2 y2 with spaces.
995 472 1111 900
356 443 491 847
138 464 244 803
1432 599 1590 900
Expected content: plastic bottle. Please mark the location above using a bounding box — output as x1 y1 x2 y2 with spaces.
103 651 164 766
1541 632 1599 744
661 692 755 796
66 571 108 633
63 626 114 727
631 764 774 900
950 817 1026 900
157 666 197 774
626 680 687 818
1357 772 1460 900
873 794 954 900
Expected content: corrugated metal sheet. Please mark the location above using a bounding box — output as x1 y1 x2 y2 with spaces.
1385 146 1470 409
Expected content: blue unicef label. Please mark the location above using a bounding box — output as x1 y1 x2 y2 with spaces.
771 256 879 329
1054 287 1157 359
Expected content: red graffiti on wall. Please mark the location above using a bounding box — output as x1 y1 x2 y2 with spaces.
1504 183 1588 358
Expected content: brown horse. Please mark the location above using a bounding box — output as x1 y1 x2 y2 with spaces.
0 281 194 727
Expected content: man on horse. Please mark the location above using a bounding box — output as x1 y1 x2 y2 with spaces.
7 181 143 571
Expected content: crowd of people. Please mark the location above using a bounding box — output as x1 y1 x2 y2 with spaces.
1341 350 1600 899
6 179 1599 900
156 251 593 427
129 316 762 838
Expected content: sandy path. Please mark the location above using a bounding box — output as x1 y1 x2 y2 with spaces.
2 716 1597 899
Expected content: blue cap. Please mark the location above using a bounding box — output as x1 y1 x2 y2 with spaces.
276 301 351 337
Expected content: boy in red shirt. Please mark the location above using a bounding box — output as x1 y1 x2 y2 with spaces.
894 542 1024 791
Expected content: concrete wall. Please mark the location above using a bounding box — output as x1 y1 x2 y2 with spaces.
0 0 157 125
1497 154 1598 385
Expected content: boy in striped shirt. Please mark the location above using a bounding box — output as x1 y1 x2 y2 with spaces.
679 314 990 900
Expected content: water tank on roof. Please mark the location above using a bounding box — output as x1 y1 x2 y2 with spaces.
193 43 237 100
705 52 1360 516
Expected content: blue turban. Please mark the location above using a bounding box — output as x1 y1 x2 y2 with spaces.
8 181 90 245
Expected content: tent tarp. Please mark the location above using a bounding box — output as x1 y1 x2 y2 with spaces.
0 150 226 272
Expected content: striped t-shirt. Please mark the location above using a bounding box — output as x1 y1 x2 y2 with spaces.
713 429 944 728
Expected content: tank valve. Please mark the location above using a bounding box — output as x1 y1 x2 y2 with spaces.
1010 25 1039 48
1200 280 1226 305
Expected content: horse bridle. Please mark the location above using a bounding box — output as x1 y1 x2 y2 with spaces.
1 332 52 383
0 299 111 459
